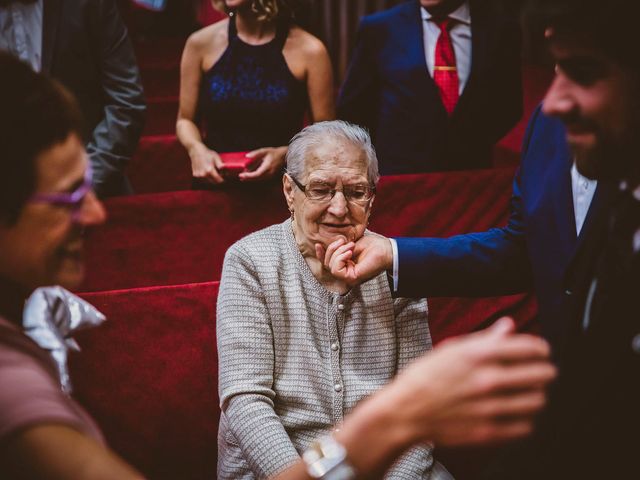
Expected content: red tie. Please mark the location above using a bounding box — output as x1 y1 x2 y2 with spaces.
433 17 459 115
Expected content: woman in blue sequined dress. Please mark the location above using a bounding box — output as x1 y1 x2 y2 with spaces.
177 0 334 187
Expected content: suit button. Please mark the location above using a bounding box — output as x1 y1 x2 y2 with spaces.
632 334 640 354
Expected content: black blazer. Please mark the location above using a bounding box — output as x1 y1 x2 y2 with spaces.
338 0 522 174
43 0 145 197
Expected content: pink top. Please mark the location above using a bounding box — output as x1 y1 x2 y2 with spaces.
0 315 104 444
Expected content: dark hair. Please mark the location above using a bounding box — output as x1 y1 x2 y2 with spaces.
0 52 83 224
524 0 640 71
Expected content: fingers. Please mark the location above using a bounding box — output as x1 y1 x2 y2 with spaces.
315 243 326 264
205 165 224 184
239 160 270 181
323 237 348 269
475 390 547 419
473 363 557 396
192 163 224 184
324 238 355 277
487 317 516 336
246 148 267 159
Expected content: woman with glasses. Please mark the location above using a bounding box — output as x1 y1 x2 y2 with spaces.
217 121 443 479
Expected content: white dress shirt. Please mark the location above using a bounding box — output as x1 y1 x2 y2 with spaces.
0 0 43 72
421 2 472 95
571 162 598 236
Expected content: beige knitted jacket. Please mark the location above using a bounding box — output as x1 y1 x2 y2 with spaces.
217 219 440 479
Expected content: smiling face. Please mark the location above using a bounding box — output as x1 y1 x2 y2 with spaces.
0 133 106 290
284 140 374 253
542 34 638 180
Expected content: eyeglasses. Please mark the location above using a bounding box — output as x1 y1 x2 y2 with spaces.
29 166 93 221
287 173 375 204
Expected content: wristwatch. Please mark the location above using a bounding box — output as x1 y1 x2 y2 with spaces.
302 435 357 480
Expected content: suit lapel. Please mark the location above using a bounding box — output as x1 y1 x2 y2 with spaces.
452 0 488 117
552 150 578 252
567 180 617 272
41 0 62 74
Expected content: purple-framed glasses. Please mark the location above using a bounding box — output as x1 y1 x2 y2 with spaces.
29 165 93 221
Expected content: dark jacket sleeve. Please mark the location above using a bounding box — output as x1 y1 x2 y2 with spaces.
394 107 547 298
337 18 378 133
86 0 146 196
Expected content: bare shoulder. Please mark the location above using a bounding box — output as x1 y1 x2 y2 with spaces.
286 26 329 59
185 19 229 53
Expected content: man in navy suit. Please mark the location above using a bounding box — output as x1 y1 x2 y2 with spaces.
321 0 640 477
337 0 522 174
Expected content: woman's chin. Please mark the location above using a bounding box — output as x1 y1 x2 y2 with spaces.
316 228 362 245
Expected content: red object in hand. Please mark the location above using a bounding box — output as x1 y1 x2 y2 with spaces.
219 152 256 177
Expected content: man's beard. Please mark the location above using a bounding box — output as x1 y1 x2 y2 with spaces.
573 132 637 183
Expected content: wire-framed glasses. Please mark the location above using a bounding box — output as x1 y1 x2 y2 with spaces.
287 173 375 205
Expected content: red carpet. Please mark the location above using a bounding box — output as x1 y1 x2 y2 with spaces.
82 168 516 292
73 282 220 480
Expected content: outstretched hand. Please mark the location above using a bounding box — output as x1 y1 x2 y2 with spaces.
315 234 393 286
385 317 556 446
328 318 556 478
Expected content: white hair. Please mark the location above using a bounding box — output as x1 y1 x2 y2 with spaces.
285 120 380 185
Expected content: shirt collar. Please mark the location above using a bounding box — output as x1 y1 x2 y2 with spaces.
421 1 471 25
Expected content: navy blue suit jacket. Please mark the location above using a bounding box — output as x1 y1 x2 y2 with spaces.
338 0 521 174
395 107 639 478
395 106 615 350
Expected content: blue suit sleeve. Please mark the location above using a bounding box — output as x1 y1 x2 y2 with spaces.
394 106 547 298
396 172 531 297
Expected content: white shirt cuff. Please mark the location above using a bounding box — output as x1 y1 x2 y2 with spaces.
389 238 399 293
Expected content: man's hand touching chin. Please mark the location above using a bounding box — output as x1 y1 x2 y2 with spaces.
315 234 394 286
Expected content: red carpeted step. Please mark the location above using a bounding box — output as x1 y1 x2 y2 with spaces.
80 185 288 292
134 36 186 70
82 168 516 292
128 134 191 193
369 167 516 236
71 281 220 480
142 97 179 136
141 65 180 101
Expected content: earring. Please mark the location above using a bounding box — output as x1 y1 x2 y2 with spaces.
289 208 295 220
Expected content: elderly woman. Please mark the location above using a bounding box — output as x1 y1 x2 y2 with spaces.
217 121 444 479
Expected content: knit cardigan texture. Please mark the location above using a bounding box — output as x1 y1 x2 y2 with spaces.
217 219 436 479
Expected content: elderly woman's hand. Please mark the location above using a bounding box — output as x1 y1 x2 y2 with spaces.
317 234 393 286
239 146 288 181
189 143 225 184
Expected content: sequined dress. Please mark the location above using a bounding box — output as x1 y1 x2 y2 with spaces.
199 16 308 157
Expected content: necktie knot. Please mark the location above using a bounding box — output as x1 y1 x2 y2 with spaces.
434 17 455 32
